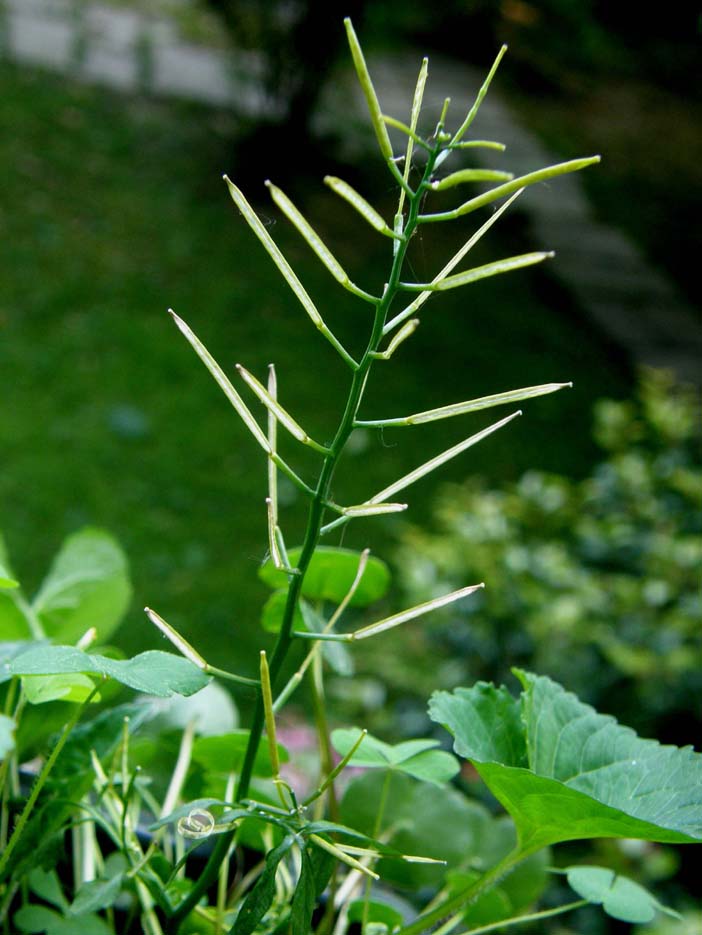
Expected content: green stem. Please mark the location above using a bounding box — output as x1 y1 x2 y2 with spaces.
167 142 441 935
455 899 588 935
396 848 524 935
0 688 97 882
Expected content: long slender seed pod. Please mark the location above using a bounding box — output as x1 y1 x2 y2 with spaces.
383 189 523 333
451 45 508 145
399 251 552 292
344 18 393 161
224 177 357 369
421 157 600 222
356 382 571 428
324 176 400 239
352 583 484 641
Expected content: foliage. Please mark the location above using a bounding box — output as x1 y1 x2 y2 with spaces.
394 370 702 740
2 20 699 935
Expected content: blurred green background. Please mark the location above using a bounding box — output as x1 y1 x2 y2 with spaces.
1 0 699 702
2 2 701 928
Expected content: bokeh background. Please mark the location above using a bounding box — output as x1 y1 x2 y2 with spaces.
2 0 701 928
0 0 702 740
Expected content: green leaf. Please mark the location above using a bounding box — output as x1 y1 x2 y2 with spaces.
565 866 681 924
340 770 492 890
69 870 125 916
13 905 63 933
260 589 305 633
429 671 702 852
0 534 19 589
0 567 18 589
0 590 32 639
347 900 404 930
8 646 209 697
259 547 390 607
22 673 99 705
28 869 68 912
31 528 131 644
232 834 295 935
291 847 316 935
331 729 459 785
191 730 288 778
0 714 15 759
307 844 335 899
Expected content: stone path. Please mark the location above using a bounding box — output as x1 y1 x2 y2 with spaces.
3 0 701 382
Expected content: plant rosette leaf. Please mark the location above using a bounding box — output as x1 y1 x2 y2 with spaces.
7 645 209 697
332 728 459 785
259 546 390 607
429 670 702 853
564 865 682 924
31 528 132 644
21 672 100 705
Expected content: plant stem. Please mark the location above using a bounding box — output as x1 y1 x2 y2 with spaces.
0 689 96 882
453 899 588 935
167 143 440 934
395 848 524 935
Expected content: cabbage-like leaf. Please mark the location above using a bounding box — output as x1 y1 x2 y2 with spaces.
7 646 208 697
32 528 131 644
429 670 702 852
259 547 389 607
332 728 458 785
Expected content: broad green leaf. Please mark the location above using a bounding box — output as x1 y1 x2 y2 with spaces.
0 566 18 589
0 590 32 639
347 900 404 930
13 905 63 933
8 646 209 697
31 528 131 644
445 819 549 927
307 845 335 899
143 680 238 736
232 834 295 935
0 714 15 759
332 729 459 785
291 847 316 935
69 871 125 916
259 547 390 607
14 905 112 935
28 869 68 911
340 770 492 890
429 671 702 852
565 866 681 924
22 673 99 705
191 730 288 778
0 534 19 588
260 589 305 633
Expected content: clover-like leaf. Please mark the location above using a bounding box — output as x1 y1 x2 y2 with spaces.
259 547 389 607
332 728 458 785
429 670 702 852
565 865 681 924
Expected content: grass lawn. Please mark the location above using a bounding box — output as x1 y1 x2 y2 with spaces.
0 61 632 676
